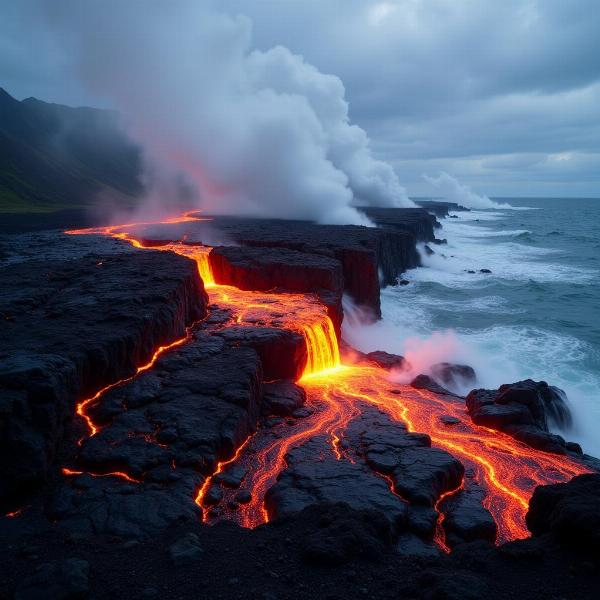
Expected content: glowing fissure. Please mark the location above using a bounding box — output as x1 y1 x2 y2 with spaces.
67 212 591 549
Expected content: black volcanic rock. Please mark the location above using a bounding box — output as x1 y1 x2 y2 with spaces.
0 239 207 508
209 245 345 334
410 374 456 396
14 558 89 600
526 473 600 549
415 200 469 217
265 437 408 533
441 487 497 548
210 245 343 295
298 503 393 565
136 211 433 318
466 379 573 454
365 350 409 371
431 362 477 390
213 326 306 380
360 207 439 241
262 381 306 416
48 332 263 539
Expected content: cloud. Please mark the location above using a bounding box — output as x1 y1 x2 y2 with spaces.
28 1 413 223
1 0 599 197
423 172 511 209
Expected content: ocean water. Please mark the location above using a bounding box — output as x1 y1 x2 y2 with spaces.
343 198 600 457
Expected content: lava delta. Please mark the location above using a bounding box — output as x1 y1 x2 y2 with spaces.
1 207 599 599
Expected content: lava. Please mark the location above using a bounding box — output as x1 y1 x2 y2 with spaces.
67 211 592 549
62 467 141 484
76 329 192 438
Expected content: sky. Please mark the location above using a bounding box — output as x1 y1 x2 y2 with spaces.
1 0 599 198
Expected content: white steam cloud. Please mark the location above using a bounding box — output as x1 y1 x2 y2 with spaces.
44 1 413 225
423 172 511 209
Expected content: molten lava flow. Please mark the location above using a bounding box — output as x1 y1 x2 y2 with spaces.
299 366 590 544
76 331 191 438
62 467 140 484
67 211 592 549
300 318 340 376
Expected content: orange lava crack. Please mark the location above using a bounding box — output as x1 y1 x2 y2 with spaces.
67 211 592 550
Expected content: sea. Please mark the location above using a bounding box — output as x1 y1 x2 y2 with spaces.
343 198 600 457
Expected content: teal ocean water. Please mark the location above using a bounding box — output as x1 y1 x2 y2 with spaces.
343 198 600 456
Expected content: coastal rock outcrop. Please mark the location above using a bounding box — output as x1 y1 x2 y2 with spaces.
0 242 207 508
466 379 574 454
526 473 600 549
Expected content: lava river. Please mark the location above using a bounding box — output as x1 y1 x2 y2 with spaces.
67 213 591 549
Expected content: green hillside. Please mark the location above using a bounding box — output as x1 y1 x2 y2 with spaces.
0 87 143 213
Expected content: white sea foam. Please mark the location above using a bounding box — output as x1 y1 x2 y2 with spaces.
342 207 600 455
414 214 596 286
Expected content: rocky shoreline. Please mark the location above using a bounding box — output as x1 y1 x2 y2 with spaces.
1 204 599 599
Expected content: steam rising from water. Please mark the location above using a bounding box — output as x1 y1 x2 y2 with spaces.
43 1 413 224
424 172 513 209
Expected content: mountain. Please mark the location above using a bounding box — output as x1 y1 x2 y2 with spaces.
0 87 143 213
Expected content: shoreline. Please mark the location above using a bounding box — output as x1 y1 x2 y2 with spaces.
1 204 599 599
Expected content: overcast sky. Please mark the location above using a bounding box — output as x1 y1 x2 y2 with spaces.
2 0 599 197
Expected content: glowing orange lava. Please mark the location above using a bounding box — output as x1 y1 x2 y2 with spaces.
62 467 141 484
67 211 592 549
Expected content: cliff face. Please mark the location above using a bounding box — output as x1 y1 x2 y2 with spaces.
207 211 436 317
0 238 207 507
209 245 345 335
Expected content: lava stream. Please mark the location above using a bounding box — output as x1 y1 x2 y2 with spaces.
67 212 592 547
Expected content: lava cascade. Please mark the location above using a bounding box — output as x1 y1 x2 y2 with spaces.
66 212 591 548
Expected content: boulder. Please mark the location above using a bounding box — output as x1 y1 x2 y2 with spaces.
526 473 600 549
262 381 306 416
410 374 455 396
366 350 409 371
431 362 476 390
466 379 574 453
15 558 89 600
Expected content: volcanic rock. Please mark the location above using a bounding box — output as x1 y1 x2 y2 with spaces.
264 437 408 532
431 362 477 390
415 200 469 218
466 379 573 453
15 558 89 600
145 212 437 318
360 207 439 241
210 245 343 296
297 503 393 565
213 326 306 380
410 374 456 396
526 473 600 549
262 381 307 416
0 239 207 508
365 350 409 371
46 332 263 539
441 488 497 548
169 533 204 566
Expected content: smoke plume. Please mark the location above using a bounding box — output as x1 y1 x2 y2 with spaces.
43 1 414 224
424 172 511 209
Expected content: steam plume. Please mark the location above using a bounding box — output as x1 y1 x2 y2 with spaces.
424 172 511 209
43 1 414 224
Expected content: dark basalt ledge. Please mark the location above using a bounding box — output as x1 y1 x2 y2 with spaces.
0 243 208 509
209 245 344 336
360 207 440 240
49 332 263 539
466 379 580 455
414 200 470 218
263 408 479 553
208 213 437 303
526 473 600 549
123 209 437 320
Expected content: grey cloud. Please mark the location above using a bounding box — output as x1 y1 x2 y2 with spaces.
1 0 599 197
